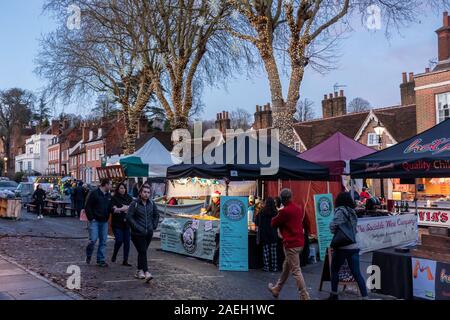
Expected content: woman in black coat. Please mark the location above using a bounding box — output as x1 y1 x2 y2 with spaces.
32 184 46 220
111 183 133 266
255 197 279 272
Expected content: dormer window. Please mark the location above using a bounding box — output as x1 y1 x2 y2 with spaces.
436 92 450 123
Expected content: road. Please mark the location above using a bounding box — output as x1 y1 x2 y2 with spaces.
0 210 390 300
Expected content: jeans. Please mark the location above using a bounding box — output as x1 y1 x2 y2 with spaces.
112 227 131 262
36 202 44 216
331 249 368 297
275 247 307 292
131 233 153 272
86 220 109 263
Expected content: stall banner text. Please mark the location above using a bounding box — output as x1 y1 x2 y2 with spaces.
160 217 219 261
314 194 335 261
219 197 248 271
417 208 450 228
356 214 418 254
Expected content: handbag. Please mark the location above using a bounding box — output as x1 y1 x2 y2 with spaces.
330 207 356 249
79 209 88 222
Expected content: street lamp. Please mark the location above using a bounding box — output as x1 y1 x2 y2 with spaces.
373 121 385 200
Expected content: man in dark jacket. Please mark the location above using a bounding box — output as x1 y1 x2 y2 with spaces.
73 181 86 217
85 178 112 267
268 188 310 300
127 184 159 281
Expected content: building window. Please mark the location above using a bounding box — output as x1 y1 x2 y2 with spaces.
436 92 450 123
87 149 91 162
294 142 301 152
367 133 381 146
29 147 33 154
96 148 100 161
27 161 32 172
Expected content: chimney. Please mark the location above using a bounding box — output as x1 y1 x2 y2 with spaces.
436 12 450 62
425 67 430 73
97 128 103 139
322 91 347 119
215 111 231 135
82 123 90 142
89 130 94 141
253 104 272 130
402 72 407 83
51 120 60 136
138 116 148 138
400 72 416 106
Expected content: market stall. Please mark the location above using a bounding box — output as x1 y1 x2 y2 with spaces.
351 119 450 299
164 134 330 267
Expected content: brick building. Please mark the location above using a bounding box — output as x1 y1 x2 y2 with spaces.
415 13 450 132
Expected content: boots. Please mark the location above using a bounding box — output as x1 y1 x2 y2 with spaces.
268 283 281 299
299 288 311 300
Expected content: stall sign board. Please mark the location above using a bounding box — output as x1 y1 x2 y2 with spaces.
356 214 418 254
435 262 450 300
417 208 450 228
160 217 219 261
219 196 248 271
412 258 437 300
314 194 335 261
96 165 125 180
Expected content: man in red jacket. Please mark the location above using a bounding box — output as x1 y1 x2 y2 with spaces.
268 188 310 300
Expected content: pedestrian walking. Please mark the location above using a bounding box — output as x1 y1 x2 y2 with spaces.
268 189 310 300
84 178 112 267
32 184 46 219
127 184 159 281
255 197 279 272
73 181 86 217
111 182 133 266
327 192 368 300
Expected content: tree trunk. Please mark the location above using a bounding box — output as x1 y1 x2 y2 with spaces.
260 53 296 148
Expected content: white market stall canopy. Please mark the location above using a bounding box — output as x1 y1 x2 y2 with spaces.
107 137 182 178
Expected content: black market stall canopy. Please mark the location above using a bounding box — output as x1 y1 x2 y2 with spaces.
167 134 330 181
351 119 450 179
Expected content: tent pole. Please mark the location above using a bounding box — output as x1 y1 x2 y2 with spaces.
350 178 355 201
414 178 418 215
327 181 330 194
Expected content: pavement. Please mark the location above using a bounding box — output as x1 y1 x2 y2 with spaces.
0 209 393 300
0 254 81 300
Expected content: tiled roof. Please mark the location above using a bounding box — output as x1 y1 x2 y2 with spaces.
294 104 417 149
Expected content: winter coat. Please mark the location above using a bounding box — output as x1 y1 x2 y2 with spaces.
111 193 133 229
32 189 46 204
271 201 306 249
84 188 112 222
255 206 278 245
126 198 159 236
329 206 359 250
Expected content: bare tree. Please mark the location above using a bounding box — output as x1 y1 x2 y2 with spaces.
348 97 371 113
227 0 450 147
295 98 315 122
91 94 119 120
37 0 160 154
230 107 253 130
0 88 34 174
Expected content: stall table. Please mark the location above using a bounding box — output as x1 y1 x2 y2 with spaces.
45 200 71 217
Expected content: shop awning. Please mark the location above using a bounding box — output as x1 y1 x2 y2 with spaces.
120 157 149 177
167 134 330 181
350 119 450 178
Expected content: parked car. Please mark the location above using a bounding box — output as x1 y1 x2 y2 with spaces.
0 180 19 192
15 182 35 204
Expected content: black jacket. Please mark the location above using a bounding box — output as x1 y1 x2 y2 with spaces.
206 201 220 219
73 186 85 203
32 189 46 204
255 207 278 245
126 198 159 236
111 193 133 229
84 188 112 222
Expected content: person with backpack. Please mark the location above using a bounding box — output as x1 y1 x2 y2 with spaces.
126 184 159 281
327 192 368 300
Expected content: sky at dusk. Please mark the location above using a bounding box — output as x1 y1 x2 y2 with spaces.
0 1 444 119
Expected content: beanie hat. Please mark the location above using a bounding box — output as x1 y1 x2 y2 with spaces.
211 191 221 198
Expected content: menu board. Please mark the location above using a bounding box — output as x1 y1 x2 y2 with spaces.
160 216 219 261
219 197 248 271
314 194 335 261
